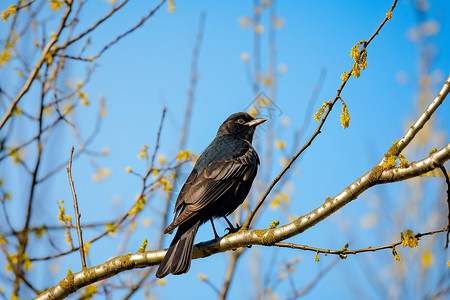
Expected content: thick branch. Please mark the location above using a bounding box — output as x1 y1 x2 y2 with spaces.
35 139 450 300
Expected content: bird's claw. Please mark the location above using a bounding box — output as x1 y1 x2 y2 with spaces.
224 223 241 234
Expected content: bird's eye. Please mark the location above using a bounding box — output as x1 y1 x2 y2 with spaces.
237 119 245 124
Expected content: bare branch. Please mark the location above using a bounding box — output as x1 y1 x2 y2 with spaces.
66 146 87 270
274 228 447 256
0 1 73 130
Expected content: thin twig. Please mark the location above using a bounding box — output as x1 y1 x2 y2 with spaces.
0 1 73 130
438 165 450 247
179 12 206 149
243 0 399 230
288 259 339 300
274 227 447 255
60 0 167 62
67 146 87 269
219 248 245 300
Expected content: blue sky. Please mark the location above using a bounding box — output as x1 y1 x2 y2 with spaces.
1 0 450 299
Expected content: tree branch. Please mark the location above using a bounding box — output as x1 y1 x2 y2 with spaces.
35 138 450 300
0 1 73 130
66 146 87 270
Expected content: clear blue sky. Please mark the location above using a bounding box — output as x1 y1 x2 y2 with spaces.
1 0 449 299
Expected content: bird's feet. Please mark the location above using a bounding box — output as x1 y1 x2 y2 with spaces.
224 223 241 234
223 215 241 234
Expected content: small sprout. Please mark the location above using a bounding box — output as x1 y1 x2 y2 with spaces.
49 0 64 11
83 241 91 256
239 17 251 27
340 101 350 129
167 0 175 12
80 285 98 300
138 144 149 159
158 176 173 192
401 230 418 248
313 101 331 122
348 40 368 78
14 106 21 116
176 149 193 161
152 168 160 178
58 200 72 224
339 243 349 259
341 72 350 82
392 247 400 261
44 52 53 65
198 273 206 281
23 253 33 270
34 226 46 238
382 155 397 170
125 166 132 173
429 147 437 155
129 196 146 215
263 76 272 86
386 11 392 20
157 154 166 165
2 5 17 22
106 223 116 237
269 198 280 209
314 251 320 262
275 139 286 149
254 24 264 34
159 279 166 286
269 220 279 229
137 239 148 253
240 52 250 62
248 107 257 117
398 153 409 168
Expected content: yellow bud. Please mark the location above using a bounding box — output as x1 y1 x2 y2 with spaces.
255 24 264 34
240 52 249 62
275 139 286 149
198 274 206 281
314 252 320 262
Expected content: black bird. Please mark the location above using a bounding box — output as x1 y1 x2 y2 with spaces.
156 112 266 278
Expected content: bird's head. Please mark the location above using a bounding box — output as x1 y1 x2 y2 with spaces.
216 112 267 143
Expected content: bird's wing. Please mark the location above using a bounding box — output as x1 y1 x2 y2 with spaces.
174 143 258 215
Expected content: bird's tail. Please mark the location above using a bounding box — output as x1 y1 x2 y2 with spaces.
156 220 200 278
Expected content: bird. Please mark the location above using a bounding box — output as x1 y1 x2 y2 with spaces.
156 112 266 278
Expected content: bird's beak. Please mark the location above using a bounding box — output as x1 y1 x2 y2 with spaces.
245 118 267 127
